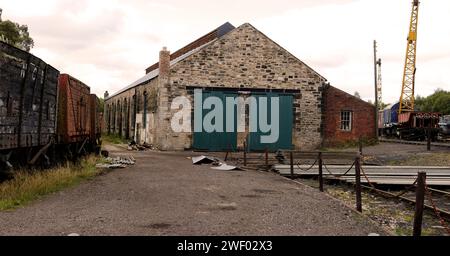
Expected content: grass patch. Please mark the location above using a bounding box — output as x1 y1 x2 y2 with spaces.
388 153 450 166
101 133 128 145
0 155 104 211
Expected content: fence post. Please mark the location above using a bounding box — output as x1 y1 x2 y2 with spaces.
355 154 362 212
413 172 427 237
318 152 324 192
427 126 431 151
225 151 229 162
290 151 294 179
265 148 269 170
359 137 363 155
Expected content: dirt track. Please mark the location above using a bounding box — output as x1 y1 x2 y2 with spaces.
0 144 387 236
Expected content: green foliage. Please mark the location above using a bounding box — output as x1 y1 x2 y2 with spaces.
415 89 450 115
0 156 103 211
379 102 389 109
98 98 105 113
0 11 34 52
101 133 127 144
368 100 389 110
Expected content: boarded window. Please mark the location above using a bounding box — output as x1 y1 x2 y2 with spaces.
340 111 352 131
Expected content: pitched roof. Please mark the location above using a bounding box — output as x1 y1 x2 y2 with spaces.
107 22 235 99
145 22 235 74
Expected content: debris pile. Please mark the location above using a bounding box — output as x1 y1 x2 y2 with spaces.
192 155 241 171
96 156 136 169
127 141 157 151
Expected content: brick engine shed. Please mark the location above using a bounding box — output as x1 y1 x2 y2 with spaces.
104 22 376 151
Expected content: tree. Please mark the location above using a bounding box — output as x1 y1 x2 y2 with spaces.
0 9 34 51
98 98 105 113
415 89 450 115
379 102 389 109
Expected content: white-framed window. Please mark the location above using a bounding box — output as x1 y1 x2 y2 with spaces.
340 111 352 131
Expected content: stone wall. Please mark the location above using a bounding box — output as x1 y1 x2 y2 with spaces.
105 23 328 150
166 23 326 150
104 78 158 144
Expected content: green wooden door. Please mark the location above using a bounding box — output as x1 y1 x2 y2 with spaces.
248 92 293 152
193 91 238 151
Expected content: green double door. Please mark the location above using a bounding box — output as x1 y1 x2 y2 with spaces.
247 92 294 152
193 91 238 151
193 90 293 152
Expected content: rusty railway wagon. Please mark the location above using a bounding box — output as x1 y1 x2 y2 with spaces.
57 74 101 157
0 41 101 171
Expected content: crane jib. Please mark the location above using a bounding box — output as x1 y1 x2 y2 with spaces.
399 0 420 114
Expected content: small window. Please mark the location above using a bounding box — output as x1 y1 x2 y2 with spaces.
340 111 352 131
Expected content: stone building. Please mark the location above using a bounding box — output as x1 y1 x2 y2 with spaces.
104 22 375 151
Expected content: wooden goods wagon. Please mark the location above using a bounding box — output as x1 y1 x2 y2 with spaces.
57 74 91 145
0 41 59 152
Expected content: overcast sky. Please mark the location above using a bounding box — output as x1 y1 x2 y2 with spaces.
2 0 449 103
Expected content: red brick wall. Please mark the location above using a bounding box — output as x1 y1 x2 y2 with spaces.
323 85 376 146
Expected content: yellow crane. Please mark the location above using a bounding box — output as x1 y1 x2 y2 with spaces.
399 0 420 113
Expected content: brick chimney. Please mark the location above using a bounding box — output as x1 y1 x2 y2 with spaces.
159 46 170 80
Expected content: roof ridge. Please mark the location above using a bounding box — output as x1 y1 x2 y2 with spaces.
144 22 235 74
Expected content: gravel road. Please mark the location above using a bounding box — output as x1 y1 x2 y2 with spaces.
0 144 387 236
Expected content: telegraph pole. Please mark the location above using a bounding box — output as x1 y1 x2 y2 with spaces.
374 40 379 138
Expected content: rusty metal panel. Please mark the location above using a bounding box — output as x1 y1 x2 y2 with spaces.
398 112 412 124
57 74 91 144
0 41 59 150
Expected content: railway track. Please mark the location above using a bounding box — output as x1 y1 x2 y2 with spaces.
379 138 450 148
358 184 450 221
274 164 450 222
